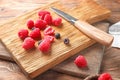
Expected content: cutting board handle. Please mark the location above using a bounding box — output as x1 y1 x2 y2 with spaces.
74 20 114 46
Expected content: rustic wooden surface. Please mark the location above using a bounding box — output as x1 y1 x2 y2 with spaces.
0 0 111 78
53 22 109 78
0 0 120 80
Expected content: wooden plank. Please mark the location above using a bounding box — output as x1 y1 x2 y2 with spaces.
34 70 82 80
101 47 120 79
0 59 28 80
0 22 110 78
95 0 120 23
52 22 109 78
0 0 110 78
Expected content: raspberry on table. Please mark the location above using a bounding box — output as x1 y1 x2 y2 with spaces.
44 14 52 25
34 19 47 30
29 28 41 39
98 73 112 80
18 29 28 40
44 35 54 43
74 55 87 68
38 39 51 53
38 10 50 20
52 18 62 26
22 37 35 50
27 20 34 29
44 26 55 36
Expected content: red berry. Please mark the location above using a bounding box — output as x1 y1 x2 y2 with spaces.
38 10 50 20
34 19 47 30
52 18 62 26
44 26 55 36
74 55 87 68
27 20 34 29
29 28 41 39
44 35 54 43
44 14 52 25
98 73 112 80
18 29 28 40
38 39 51 52
22 37 35 50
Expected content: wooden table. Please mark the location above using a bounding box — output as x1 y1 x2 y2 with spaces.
0 0 120 80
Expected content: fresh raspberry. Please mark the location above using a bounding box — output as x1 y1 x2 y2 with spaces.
44 26 55 36
38 39 51 52
27 20 34 29
52 18 62 26
44 14 52 25
38 10 50 20
34 19 47 30
98 73 112 80
29 28 41 39
74 55 87 68
18 29 28 40
22 37 35 50
44 35 54 43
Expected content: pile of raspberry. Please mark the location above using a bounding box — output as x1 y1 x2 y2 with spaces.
18 10 62 53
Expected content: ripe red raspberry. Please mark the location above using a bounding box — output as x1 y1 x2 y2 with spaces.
74 55 87 68
29 28 41 39
18 29 28 40
38 10 50 20
98 73 112 80
44 14 52 25
22 37 35 50
44 26 55 36
38 39 51 52
52 18 62 26
44 35 54 43
27 20 34 29
34 19 47 30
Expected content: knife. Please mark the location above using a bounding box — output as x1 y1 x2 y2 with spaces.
51 7 113 46
109 21 120 48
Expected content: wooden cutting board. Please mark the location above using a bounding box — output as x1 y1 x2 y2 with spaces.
0 0 110 78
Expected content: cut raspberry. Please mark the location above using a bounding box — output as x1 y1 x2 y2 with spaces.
18 29 28 40
44 26 55 36
29 28 41 39
74 55 87 68
44 35 54 43
98 73 112 80
38 39 51 52
52 18 62 26
44 14 52 25
34 19 47 30
27 20 34 29
22 37 35 50
38 10 50 20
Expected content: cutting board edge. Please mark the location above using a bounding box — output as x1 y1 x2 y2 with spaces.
29 40 96 78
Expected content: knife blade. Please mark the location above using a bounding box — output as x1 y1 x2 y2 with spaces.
51 7 113 46
109 21 120 48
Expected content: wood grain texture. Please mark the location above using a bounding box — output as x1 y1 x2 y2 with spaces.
101 47 120 79
53 22 109 78
53 43 104 78
0 22 110 79
0 0 110 78
0 59 28 80
95 0 120 23
34 70 83 80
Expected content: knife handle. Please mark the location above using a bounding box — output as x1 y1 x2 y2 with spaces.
74 20 113 46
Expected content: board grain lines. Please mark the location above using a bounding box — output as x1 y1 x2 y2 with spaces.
0 0 111 78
